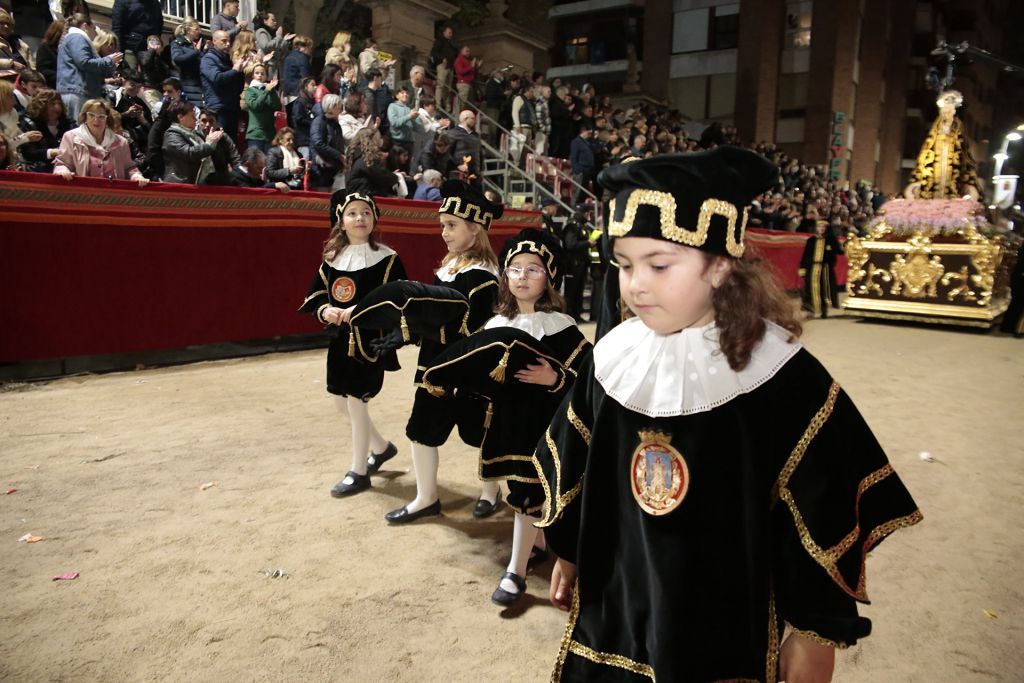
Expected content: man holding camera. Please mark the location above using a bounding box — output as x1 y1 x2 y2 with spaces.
111 0 163 72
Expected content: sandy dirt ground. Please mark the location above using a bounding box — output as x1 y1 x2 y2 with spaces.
1 316 1022 682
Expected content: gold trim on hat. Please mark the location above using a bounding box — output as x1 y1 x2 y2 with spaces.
439 196 495 230
608 191 748 257
504 240 558 278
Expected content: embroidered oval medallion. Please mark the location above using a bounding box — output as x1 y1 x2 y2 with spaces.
332 276 356 303
630 430 689 516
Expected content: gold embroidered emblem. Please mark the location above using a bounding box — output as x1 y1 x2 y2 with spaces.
332 276 356 303
630 430 689 516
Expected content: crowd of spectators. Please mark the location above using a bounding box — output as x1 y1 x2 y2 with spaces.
0 0 888 229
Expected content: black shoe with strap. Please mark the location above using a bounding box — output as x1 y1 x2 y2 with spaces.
366 442 398 475
330 471 370 498
491 571 527 606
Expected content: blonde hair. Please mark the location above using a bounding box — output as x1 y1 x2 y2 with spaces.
78 97 115 124
331 31 351 50
231 30 255 63
92 29 118 55
174 17 200 38
439 220 499 273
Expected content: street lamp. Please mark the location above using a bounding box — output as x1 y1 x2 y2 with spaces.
992 126 1023 209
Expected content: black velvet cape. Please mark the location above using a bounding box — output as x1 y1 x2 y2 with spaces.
532 349 922 682
298 251 407 398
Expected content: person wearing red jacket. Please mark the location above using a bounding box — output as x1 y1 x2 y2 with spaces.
453 45 481 108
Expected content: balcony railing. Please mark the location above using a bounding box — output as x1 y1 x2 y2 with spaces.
161 0 216 27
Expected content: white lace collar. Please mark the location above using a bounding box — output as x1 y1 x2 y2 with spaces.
593 317 802 417
484 311 576 339
435 262 499 282
327 242 395 271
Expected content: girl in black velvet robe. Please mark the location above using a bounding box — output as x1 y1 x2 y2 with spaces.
532 149 921 682
299 192 406 498
384 180 503 525
476 229 592 606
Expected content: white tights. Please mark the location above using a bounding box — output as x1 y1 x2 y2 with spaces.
335 396 388 484
500 512 543 593
405 442 440 513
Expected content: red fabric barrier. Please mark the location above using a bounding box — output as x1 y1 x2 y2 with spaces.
1 171 837 364
746 228 848 290
0 172 539 363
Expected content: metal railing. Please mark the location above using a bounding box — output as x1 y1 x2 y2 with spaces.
438 95 601 232
161 0 215 27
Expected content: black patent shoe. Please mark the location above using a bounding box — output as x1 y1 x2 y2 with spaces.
491 571 527 606
384 499 441 524
472 492 503 519
366 442 398 475
330 471 371 498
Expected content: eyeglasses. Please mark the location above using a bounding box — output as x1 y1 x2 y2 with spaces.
86 112 108 120
505 265 547 280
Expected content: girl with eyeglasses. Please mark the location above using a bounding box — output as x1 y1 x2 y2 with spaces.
476 228 592 606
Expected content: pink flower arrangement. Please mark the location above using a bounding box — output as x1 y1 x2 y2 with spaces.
872 198 989 236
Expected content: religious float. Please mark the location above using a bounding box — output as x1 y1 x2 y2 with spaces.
843 90 1021 327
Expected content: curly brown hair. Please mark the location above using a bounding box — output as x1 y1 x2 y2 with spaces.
346 127 385 169
26 88 64 122
709 248 802 371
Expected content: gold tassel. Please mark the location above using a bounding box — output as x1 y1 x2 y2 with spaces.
489 347 511 383
423 381 445 397
348 330 356 357
439 324 446 345
400 313 410 342
460 314 470 336
483 401 493 429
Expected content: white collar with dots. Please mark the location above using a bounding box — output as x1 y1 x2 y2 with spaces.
593 317 802 417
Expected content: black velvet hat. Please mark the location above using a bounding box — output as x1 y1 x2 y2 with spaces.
597 146 779 258
330 191 380 226
422 327 562 396
349 280 470 344
438 180 503 231
500 228 564 283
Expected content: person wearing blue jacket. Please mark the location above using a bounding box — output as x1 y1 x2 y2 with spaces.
386 85 419 159
110 0 162 70
200 30 245 141
281 35 312 101
170 19 205 105
56 13 121 121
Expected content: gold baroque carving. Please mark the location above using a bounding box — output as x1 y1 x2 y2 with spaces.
888 234 944 299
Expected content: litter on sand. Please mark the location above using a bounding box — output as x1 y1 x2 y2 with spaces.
199 481 218 491
5 488 17 494
18 533 42 543
259 568 290 579
984 610 999 619
52 572 79 581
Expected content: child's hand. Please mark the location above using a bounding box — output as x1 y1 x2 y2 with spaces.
515 358 557 386
549 557 576 611
778 633 835 683
323 306 347 325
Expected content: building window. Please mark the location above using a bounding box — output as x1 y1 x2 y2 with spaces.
710 7 739 50
565 36 590 66
786 0 812 48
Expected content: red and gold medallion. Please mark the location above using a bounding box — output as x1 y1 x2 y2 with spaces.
331 277 356 303
629 430 689 516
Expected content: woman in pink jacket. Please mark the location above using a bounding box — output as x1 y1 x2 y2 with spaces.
53 98 149 186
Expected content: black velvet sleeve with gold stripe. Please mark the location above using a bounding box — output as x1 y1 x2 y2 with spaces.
460 269 500 334
531 353 600 564
770 380 923 646
298 264 331 323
